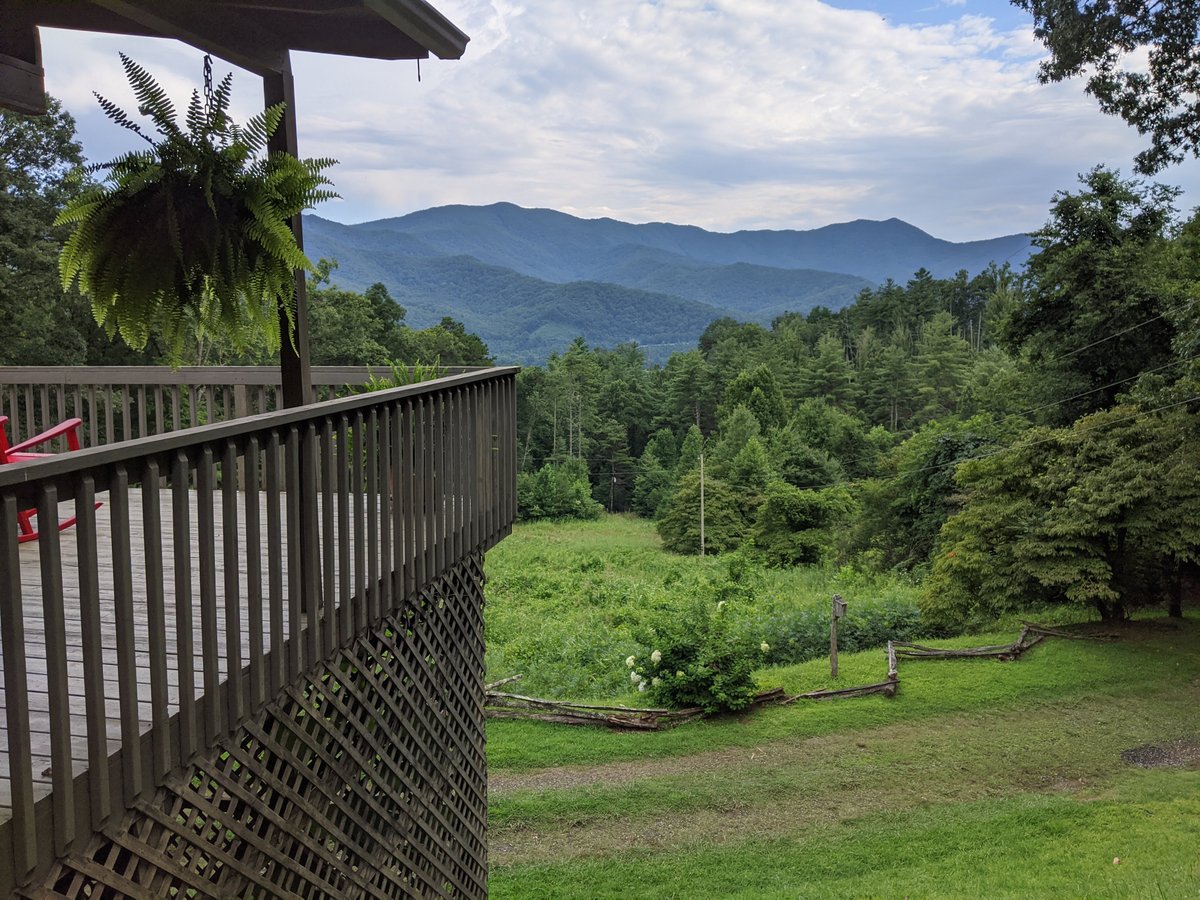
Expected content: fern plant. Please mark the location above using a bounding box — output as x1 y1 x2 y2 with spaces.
56 54 337 363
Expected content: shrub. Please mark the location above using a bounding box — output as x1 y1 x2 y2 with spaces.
629 598 766 713
517 460 603 521
743 598 927 666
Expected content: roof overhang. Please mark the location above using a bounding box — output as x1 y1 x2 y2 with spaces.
1 0 469 112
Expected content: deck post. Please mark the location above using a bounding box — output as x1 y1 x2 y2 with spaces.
264 53 312 410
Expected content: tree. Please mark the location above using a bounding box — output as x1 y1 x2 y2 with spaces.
0 97 145 365
798 332 860 410
1006 167 1177 423
925 405 1200 624
752 481 854 568
1013 1 1200 173
657 470 746 555
722 364 788 430
517 460 603 521
660 349 718 433
913 311 972 422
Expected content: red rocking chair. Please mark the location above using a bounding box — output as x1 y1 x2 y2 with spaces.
0 414 97 543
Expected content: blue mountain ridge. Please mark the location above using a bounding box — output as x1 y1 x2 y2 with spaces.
302 203 1032 364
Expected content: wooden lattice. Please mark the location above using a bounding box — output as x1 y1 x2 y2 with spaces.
32 553 488 900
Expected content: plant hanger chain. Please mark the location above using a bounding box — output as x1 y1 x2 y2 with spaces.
203 53 214 122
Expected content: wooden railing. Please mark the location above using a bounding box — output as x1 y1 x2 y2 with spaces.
0 367 517 893
0 365 487 449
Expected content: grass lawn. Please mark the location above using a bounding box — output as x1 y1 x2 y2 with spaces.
485 517 1200 898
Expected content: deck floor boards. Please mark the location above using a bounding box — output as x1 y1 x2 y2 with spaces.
0 487 373 820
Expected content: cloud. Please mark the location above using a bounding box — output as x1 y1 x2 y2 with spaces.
37 1 1200 241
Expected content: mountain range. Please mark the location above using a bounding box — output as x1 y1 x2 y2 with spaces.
302 203 1033 363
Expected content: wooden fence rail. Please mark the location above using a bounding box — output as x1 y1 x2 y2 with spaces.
0 366 517 894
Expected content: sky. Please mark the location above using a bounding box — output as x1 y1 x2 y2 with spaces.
37 0 1200 243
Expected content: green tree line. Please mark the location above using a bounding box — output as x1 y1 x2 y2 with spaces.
517 166 1200 626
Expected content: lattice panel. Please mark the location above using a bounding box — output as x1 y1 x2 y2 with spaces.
33 554 488 900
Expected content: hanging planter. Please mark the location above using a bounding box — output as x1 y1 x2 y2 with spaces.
57 54 337 363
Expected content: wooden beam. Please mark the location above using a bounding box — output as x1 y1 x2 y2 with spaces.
88 0 289 75
0 52 45 115
0 8 45 115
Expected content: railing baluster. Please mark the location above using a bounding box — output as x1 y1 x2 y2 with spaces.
448 388 461 564
245 436 265 712
0 495 36 880
104 384 115 445
352 411 367 637
336 415 352 643
137 385 148 438
22 384 34 441
380 405 394 615
36 487 74 856
76 477 111 828
285 426 303 681
197 447 222 742
265 431 285 697
435 392 446 575
415 396 428 591
366 409 380 625
38 386 50 446
154 385 165 435
223 440 244 732
110 467 143 801
142 461 171 783
401 400 415 600
172 451 197 763
318 421 335 656
302 423 321 668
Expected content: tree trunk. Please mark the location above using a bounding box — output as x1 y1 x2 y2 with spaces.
1169 576 1183 618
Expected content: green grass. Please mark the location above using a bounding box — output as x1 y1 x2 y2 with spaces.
484 516 1200 898
492 771 1200 899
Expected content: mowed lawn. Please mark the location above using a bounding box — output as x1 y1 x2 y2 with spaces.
484 520 1200 898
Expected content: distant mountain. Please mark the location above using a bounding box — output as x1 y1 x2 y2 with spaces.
302 204 1032 363
344 202 1032 284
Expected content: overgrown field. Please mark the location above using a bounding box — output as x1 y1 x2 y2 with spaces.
483 517 1200 898
484 515 926 699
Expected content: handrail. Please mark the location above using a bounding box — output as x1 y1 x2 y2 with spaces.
0 365 488 386
0 368 519 500
0 365 493 451
0 365 518 893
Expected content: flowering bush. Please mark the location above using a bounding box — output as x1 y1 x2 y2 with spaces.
628 598 766 713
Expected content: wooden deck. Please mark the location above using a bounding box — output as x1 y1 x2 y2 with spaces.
3 487 341 819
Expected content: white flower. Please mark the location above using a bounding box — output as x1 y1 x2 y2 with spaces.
651 650 662 664
760 642 770 653
626 655 636 668
652 677 661 687
630 669 641 683
638 681 647 692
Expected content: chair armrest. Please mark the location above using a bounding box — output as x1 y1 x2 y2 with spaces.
10 417 84 453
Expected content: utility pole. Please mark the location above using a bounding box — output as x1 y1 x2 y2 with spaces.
699 447 705 557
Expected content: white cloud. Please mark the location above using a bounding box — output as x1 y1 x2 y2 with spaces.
37 1 1200 242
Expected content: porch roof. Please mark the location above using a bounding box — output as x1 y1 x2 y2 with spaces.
2 0 470 113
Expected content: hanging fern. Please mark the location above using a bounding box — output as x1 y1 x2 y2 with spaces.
57 54 337 363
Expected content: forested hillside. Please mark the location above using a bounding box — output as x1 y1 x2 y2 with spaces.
302 205 1028 362
514 167 1200 627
